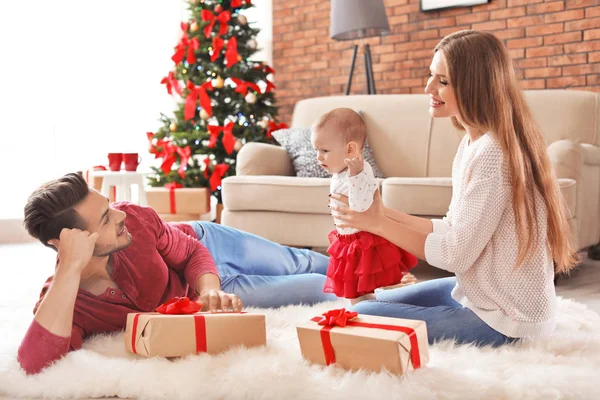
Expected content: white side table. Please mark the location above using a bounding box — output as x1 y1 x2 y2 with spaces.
88 170 149 206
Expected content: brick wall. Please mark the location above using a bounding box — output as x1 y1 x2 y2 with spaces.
272 0 600 123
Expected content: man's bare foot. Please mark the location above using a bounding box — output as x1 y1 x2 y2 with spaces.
349 293 376 306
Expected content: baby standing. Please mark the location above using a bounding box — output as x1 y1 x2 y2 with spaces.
311 108 418 304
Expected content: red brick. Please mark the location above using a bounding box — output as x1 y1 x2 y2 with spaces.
507 15 545 28
307 44 329 54
395 21 425 33
516 58 548 69
423 17 456 29
526 23 564 37
395 41 427 52
566 0 598 8
583 86 600 92
381 53 405 63
527 1 564 15
410 29 440 41
440 25 470 37
494 28 525 40
382 34 410 44
440 8 471 17
547 53 588 66
565 17 600 31
526 45 564 57
545 9 585 23
473 20 507 31
565 40 600 53
370 44 395 55
383 70 413 80
520 79 546 89
508 48 526 59
547 76 587 88
282 48 305 57
456 12 489 25
399 78 425 87
508 0 542 5
524 67 562 78
393 3 420 15
389 14 410 25
373 63 396 73
544 31 582 45
562 64 600 75
491 7 526 19
507 37 543 49
588 75 600 85
587 6 600 18
386 0 410 5
477 0 507 10
408 49 435 59
589 52 600 63
585 29 600 41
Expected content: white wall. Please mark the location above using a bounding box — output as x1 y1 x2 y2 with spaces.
0 0 273 240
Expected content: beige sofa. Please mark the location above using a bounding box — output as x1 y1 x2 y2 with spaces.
221 90 600 251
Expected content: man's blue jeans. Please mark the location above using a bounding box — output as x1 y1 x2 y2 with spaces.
189 221 338 308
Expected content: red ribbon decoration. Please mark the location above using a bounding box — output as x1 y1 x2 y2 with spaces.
266 121 289 138
211 37 224 62
164 182 183 214
201 10 231 39
230 78 261 96
172 33 200 65
209 164 229 191
203 158 211 179
225 37 239 68
156 296 202 314
207 122 236 154
231 0 243 7
311 308 422 369
265 80 276 93
161 71 182 96
176 146 192 178
184 80 213 120
254 63 275 75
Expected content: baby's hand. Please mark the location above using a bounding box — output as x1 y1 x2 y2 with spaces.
344 154 364 177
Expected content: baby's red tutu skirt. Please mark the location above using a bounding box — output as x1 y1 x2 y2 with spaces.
323 230 418 299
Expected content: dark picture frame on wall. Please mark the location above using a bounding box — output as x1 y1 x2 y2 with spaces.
420 0 490 12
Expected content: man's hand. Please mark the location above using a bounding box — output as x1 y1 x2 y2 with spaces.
344 153 364 177
198 289 243 313
50 228 99 273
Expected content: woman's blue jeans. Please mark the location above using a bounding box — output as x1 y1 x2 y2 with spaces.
189 221 338 308
351 277 517 347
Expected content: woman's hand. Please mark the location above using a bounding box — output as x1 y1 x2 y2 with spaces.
198 289 243 313
330 190 386 234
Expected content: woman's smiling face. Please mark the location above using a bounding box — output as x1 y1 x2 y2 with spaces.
424 51 459 120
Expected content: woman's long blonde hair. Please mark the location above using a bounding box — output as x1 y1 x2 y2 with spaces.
435 30 578 273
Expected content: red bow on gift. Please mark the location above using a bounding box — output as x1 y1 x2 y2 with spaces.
184 80 213 120
225 37 239 68
172 25 200 65
156 297 202 314
207 122 236 154
266 121 289 138
231 78 261 96
201 10 231 39
317 308 358 327
160 71 182 96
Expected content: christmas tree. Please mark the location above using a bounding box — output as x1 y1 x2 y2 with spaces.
146 0 288 202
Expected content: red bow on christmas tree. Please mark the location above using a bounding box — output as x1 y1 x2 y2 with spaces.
172 30 200 65
317 308 358 327
264 80 276 93
184 80 213 120
231 78 261 95
161 71 182 96
231 0 251 7
266 121 288 138
207 122 236 154
176 146 192 178
203 159 230 191
225 37 239 68
201 10 231 39
156 297 202 314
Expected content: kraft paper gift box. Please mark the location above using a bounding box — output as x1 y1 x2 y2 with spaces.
296 309 429 376
158 213 201 223
125 312 266 357
146 187 210 215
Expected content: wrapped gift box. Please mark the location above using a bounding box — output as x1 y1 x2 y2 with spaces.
158 213 201 223
125 311 266 357
146 187 210 215
296 309 429 376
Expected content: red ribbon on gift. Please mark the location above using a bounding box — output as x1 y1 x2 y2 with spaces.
225 37 239 68
266 121 289 138
156 296 202 314
184 80 213 120
231 78 261 96
161 71 182 96
201 10 231 39
164 182 183 214
207 122 236 154
311 308 422 369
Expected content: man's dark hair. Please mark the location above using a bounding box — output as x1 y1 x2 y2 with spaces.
23 172 90 249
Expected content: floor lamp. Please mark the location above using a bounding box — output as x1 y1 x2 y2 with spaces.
330 0 391 95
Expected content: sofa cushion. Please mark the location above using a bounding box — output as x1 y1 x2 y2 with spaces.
222 175 332 214
271 127 384 178
382 177 577 218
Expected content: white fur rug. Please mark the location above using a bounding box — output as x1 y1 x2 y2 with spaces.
1 298 600 400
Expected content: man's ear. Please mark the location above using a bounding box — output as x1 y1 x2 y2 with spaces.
47 238 59 250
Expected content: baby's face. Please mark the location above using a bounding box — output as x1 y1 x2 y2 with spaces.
311 127 349 174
